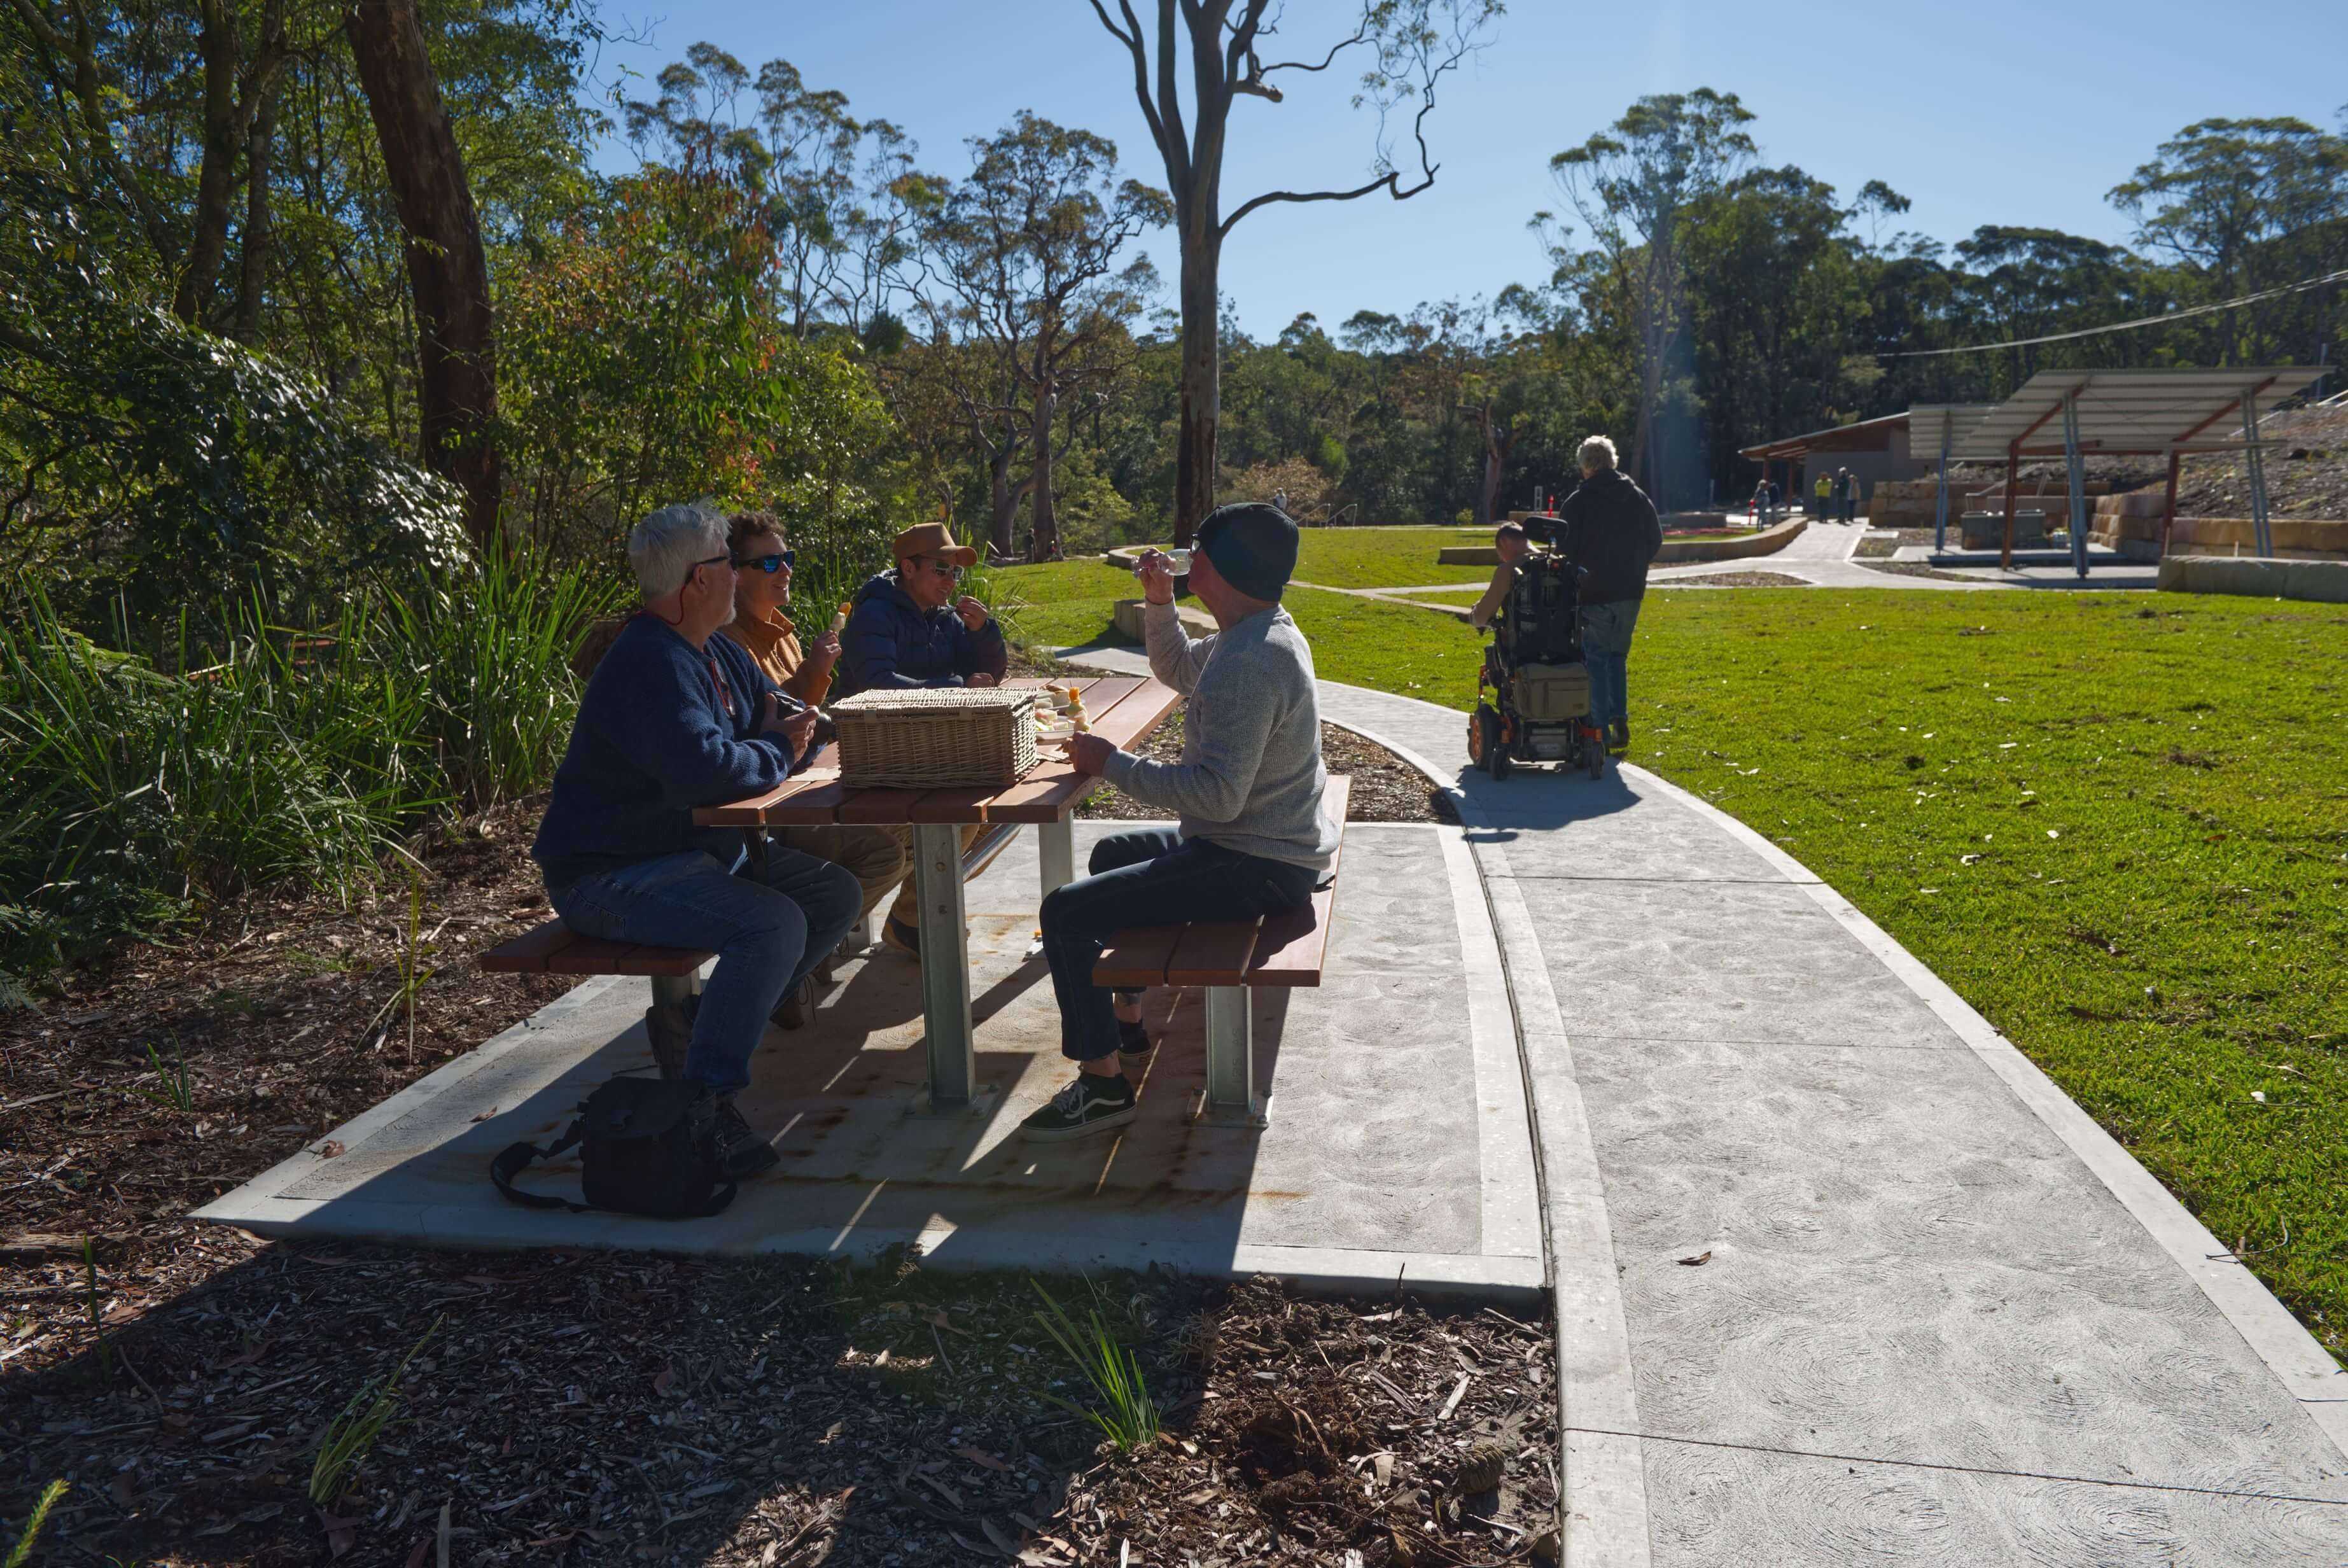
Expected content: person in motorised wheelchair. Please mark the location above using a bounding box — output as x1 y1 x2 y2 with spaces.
1470 436 1662 778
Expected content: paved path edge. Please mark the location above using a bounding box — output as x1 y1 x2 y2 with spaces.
1318 711 1656 1567
1322 696 2348 1567
1616 757 2348 1456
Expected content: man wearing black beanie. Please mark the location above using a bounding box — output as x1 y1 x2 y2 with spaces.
1022 503 1338 1142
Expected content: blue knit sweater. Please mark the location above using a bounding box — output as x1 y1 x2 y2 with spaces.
533 615 803 891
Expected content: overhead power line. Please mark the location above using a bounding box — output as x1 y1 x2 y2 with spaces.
1878 266 2348 360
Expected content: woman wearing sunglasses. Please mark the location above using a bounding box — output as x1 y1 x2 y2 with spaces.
714 510 909 1021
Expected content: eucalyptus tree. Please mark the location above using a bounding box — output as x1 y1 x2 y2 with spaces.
912 112 1168 558
1086 0 1501 544
1550 88 1756 505
2109 116 2348 365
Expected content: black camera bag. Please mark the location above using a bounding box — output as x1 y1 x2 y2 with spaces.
490 1075 736 1219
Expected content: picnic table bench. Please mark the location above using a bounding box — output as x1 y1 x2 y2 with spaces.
1091 774 1350 1127
484 676 1185 1113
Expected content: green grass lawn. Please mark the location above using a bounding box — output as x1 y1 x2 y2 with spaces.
998 573 2348 1357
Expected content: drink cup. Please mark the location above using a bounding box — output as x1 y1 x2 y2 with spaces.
1163 549 1191 574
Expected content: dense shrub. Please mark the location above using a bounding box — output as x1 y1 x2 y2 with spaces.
0 176 472 632
0 548 620 991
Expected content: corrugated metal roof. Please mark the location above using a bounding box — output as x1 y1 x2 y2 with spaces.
1949 367 2324 461
1736 409 1915 461
1904 404 1999 461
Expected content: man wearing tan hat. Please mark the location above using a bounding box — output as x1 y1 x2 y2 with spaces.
837 519 1010 953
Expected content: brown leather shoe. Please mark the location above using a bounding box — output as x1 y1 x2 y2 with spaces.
771 976 814 1031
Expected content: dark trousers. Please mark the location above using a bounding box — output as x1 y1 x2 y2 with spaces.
550 845 860 1093
1039 827 1319 1062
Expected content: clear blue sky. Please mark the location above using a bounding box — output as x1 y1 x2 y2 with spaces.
580 0 2348 340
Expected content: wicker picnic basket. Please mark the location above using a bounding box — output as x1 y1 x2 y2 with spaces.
828 687 1040 789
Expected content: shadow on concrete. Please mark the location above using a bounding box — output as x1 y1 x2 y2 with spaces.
1448 759 1645 841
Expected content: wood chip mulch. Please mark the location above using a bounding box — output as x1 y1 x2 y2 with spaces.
4 682 1551 1567
1076 714 1450 825
4 1238 1558 1566
1652 571 1812 587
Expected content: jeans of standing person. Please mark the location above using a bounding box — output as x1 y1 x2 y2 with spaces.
1040 827 1320 1063
1581 599 1642 730
549 846 861 1093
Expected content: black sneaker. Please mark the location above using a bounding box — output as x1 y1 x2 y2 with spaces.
1020 1073 1136 1143
643 999 694 1081
1116 1016 1155 1067
709 1095 780 1178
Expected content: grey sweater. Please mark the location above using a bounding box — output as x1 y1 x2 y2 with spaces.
1100 600 1338 871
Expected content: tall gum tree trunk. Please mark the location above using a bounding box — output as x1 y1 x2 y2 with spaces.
1028 383 1058 561
1174 227 1219 549
235 84 277 340
345 0 501 549
173 0 242 322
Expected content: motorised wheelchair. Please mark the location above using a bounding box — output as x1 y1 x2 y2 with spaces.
1468 548 1609 780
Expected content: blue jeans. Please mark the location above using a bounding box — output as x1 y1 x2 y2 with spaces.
1582 598 1642 729
550 846 860 1094
1039 828 1320 1063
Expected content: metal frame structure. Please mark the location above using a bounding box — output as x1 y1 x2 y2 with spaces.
1906 405 1999 554
1934 367 2325 573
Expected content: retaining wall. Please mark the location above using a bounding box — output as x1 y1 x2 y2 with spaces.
2157 556 2348 603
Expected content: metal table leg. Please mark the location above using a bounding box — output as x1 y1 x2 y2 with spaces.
1190 984 1269 1128
911 822 982 1113
1037 813 1076 898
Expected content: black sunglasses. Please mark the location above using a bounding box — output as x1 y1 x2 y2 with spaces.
734 550 795 574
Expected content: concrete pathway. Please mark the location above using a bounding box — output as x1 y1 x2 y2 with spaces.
1336 520 2160 616
1067 643 2348 1566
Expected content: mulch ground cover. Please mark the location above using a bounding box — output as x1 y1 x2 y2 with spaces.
5 689 1541 1564
1651 571 1810 588
1076 715 1448 825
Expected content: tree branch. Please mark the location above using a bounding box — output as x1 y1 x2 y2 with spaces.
1086 0 1168 166
1219 168 1412 238
1255 17 1372 76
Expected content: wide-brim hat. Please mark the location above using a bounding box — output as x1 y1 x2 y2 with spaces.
891 521 977 567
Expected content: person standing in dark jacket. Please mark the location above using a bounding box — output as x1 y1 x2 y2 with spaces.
835 521 1009 698
1558 435 1663 751
835 521 1011 955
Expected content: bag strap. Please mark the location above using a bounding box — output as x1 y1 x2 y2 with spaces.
489 1122 588 1212
694 1180 739 1217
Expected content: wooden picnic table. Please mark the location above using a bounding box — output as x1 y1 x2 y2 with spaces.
692 675 1183 1111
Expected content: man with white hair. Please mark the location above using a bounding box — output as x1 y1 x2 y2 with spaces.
531 502 862 1179
1557 435 1662 751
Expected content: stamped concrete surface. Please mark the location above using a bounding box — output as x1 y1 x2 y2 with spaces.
1064 644 2348 1565
198 822 1543 1301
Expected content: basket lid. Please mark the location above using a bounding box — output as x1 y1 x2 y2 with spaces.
830 687 1035 715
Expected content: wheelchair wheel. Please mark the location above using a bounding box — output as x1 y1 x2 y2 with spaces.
1476 706 1511 780
1584 724 1605 780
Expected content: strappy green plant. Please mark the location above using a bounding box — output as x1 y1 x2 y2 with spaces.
1029 1280 1159 1452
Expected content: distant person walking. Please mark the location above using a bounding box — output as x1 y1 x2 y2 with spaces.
1813 472 1833 519
1831 467 1852 524
1838 467 1860 524
1558 436 1661 751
